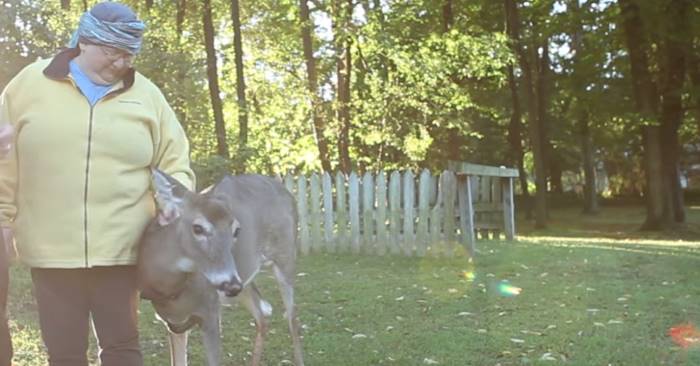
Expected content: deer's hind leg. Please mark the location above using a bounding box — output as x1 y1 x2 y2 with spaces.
272 264 304 366
238 284 271 366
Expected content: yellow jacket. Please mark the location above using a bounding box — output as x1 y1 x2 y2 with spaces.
0 48 195 268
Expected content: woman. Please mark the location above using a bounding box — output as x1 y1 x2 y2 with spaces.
0 2 194 365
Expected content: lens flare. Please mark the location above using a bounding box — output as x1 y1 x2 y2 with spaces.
497 280 522 297
669 324 700 348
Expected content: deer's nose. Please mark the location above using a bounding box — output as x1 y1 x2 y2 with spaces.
220 280 242 297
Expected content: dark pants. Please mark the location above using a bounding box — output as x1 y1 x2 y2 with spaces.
31 266 143 366
0 234 11 366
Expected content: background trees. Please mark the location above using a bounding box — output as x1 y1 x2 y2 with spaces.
1 0 698 230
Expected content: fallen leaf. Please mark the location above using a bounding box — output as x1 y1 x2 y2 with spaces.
510 338 525 344
423 358 439 365
352 334 367 339
668 324 700 348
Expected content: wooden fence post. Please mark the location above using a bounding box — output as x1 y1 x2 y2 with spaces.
348 172 361 254
457 174 476 257
376 171 388 255
309 173 322 252
429 172 445 257
417 169 431 257
388 171 401 255
442 171 457 257
362 172 375 254
402 170 415 256
296 175 310 255
322 172 334 252
502 177 516 240
335 172 348 252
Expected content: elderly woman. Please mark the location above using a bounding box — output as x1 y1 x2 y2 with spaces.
0 2 194 366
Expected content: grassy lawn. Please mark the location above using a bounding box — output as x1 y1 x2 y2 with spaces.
6 205 700 365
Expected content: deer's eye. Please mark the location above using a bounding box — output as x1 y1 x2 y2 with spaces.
192 224 206 236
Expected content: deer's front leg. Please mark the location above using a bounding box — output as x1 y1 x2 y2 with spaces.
200 307 222 366
167 330 189 366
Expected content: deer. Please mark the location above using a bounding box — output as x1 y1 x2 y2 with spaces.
137 170 304 366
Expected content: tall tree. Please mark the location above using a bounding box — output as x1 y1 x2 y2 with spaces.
659 0 690 223
231 0 249 171
442 0 453 33
619 0 687 229
537 37 559 195
503 1 530 204
570 0 598 214
333 0 353 173
505 0 548 228
202 0 230 158
176 0 186 41
506 65 530 200
299 0 332 172
61 0 70 10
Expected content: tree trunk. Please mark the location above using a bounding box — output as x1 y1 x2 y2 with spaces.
300 0 332 172
82 0 88 12
505 0 547 228
61 0 70 10
641 126 667 229
231 0 249 172
202 0 230 158
580 114 599 214
176 0 186 41
145 0 153 10
506 65 529 198
536 38 554 197
549 158 563 195
570 0 599 214
619 0 668 229
442 0 453 33
689 52 700 137
659 0 689 223
334 0 353 173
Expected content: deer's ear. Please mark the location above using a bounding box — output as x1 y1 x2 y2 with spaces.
151 169 187 226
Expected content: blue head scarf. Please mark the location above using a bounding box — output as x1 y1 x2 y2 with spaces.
68 2 145 55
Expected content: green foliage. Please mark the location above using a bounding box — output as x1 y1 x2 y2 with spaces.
0 0 698 194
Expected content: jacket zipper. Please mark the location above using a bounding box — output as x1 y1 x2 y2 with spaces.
84 105 95 268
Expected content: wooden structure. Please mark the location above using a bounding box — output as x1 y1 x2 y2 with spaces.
284 162 518 258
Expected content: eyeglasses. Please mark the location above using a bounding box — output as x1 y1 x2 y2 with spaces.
97 45 135 65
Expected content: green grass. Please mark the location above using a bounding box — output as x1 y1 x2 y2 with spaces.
6 205 700 365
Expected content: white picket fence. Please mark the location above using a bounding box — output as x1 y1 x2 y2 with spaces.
283 162 518 258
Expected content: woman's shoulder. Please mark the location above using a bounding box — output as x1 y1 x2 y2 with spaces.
132 72 168 101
